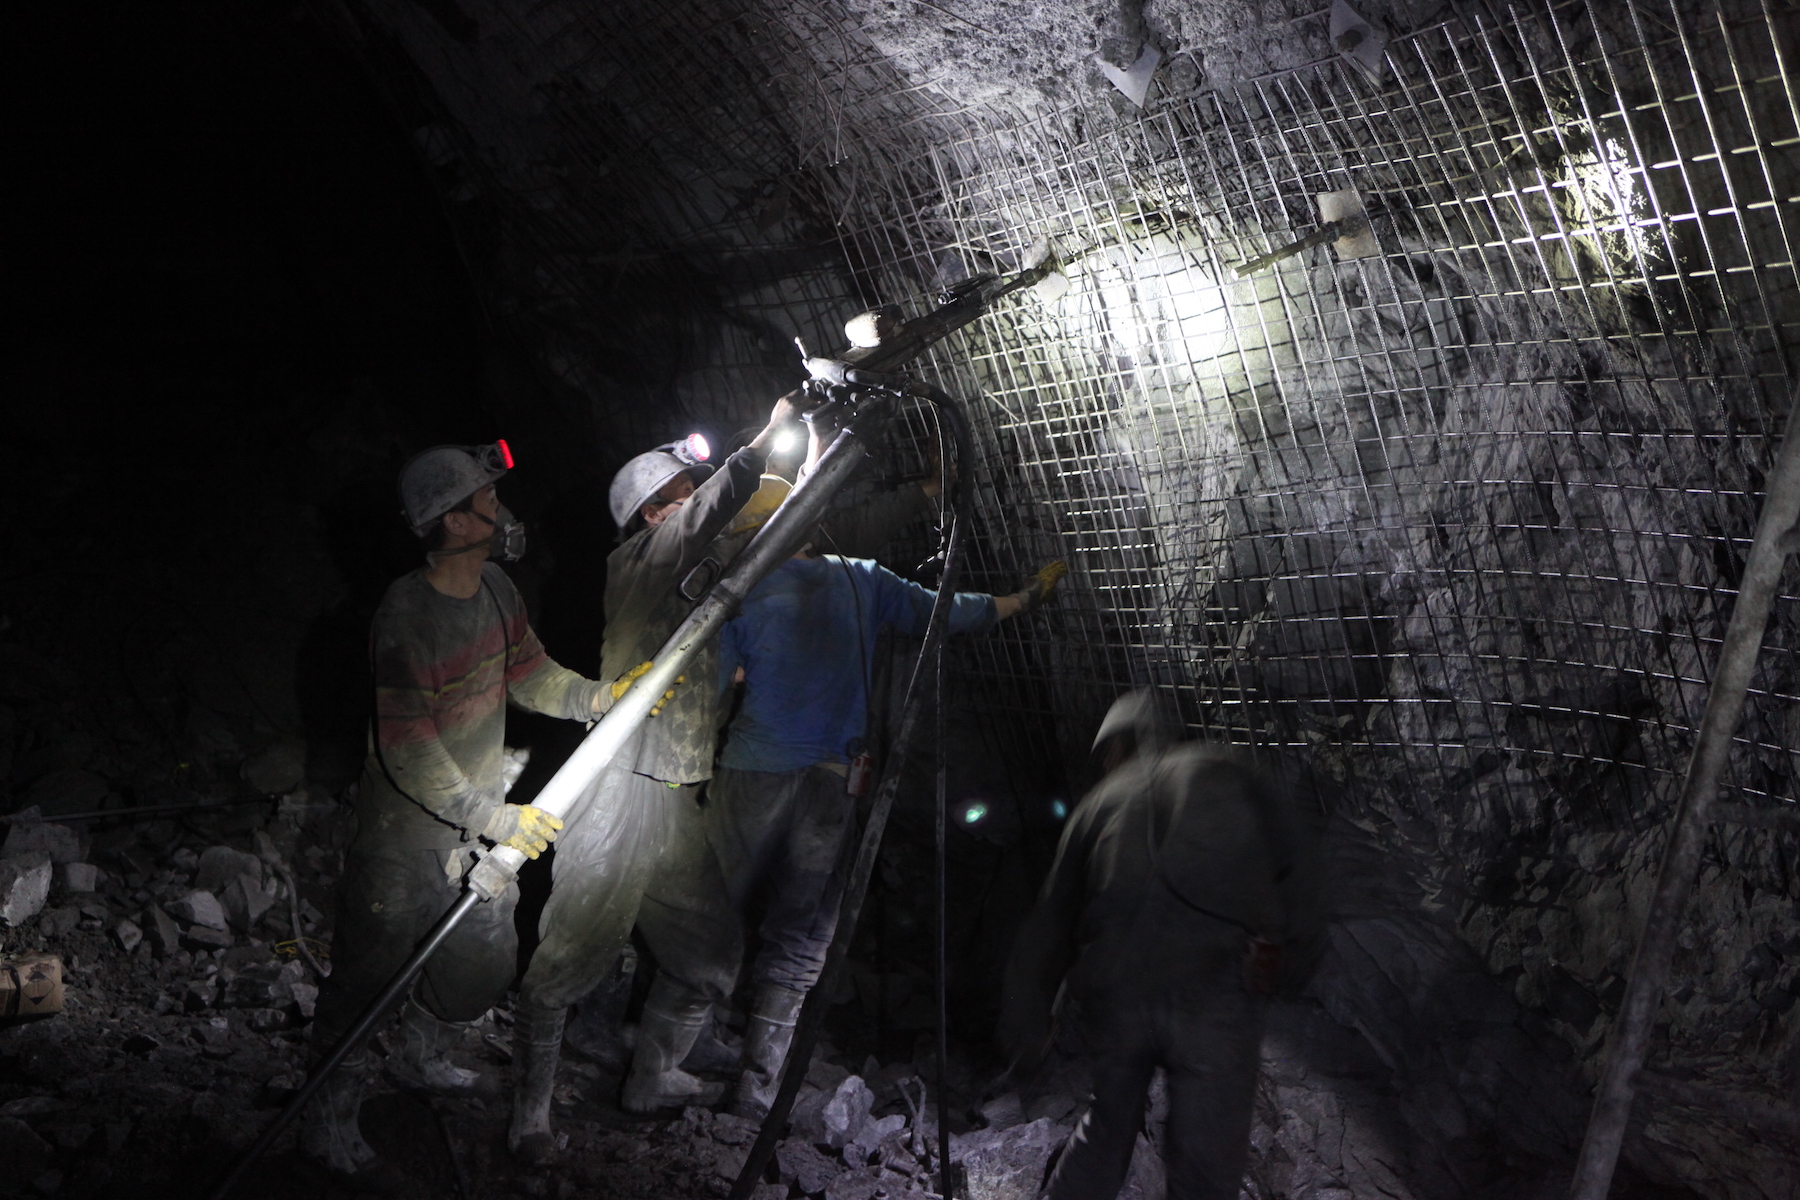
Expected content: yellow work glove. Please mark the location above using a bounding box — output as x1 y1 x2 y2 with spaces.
1020 560 1069 611
610 660 654 701
481 803 563 859
611 661 684 716
649 676 685 717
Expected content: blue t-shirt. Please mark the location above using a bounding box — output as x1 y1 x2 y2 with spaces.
717 555 998 773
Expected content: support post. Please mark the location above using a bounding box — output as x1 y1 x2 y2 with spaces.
1569 400 1800 1200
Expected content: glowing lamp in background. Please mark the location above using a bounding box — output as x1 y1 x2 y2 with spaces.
772 429 801 455
962 802 989 825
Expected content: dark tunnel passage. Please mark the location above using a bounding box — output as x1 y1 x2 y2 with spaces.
4 2 1800 1199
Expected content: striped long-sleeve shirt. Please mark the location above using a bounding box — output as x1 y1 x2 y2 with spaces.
357 563 604 851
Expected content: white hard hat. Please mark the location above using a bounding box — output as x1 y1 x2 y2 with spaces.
399 441 512 536
609 434 714 531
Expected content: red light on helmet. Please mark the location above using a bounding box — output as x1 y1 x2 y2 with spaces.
497 439 515 469
684 433 711 462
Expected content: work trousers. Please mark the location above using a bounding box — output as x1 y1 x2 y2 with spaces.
1047 988 1267 1200
313 842 519 1046
520 759 737 1011
707 763 853 993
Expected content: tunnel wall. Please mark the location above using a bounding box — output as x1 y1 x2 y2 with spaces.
339 1 1800 1195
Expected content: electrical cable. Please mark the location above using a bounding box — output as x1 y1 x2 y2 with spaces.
206 888 483 1200
927 385 957 1197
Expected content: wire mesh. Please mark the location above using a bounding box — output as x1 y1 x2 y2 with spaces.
359 0 1800 830
758 0 1800 849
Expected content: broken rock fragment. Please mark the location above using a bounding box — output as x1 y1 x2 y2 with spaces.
0 853 52 926
776 1139 839 1196
114 918 143 952
144 905 182 956
182 925 233 951
793 1074 874 1149
2 813 84 864
170 889 229 931
37 906 80 938
951 1117 1067 1200
58 862 99 893
195 845 263 893
221 873 274 931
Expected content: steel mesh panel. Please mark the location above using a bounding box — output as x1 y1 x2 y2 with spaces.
761 1 1800 842
355 0 1800 830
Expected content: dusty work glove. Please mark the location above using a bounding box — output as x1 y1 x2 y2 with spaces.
610 660 653 701
481 803 563 859
1017 560 1069 613
649 675 684 717
609 660 685 715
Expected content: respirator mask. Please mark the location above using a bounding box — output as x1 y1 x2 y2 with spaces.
470 503 528 563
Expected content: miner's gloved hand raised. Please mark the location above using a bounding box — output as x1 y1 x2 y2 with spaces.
482 803 563 859
1018 560 1069 612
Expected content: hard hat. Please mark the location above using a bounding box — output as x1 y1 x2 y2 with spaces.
609 434 714 531
1092 690 1179 755
726 474 792 535
399 441 513 536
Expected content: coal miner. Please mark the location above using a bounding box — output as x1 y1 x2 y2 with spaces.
708 542 1064 1118
695 410 1069 1119
304 442 616 1191
1001 692 1326 1200
509 394 805 1161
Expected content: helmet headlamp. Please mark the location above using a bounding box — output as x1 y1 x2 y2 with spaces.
670 433 711 466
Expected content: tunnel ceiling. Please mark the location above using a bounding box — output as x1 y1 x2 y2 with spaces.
324 1 1800 1193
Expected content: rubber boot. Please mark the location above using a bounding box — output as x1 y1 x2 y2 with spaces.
681 1008 742 1075
620 975 726 1114
298 1048 406 1194
562 946 637 1071
509 1000 567 1165
388 996 489 1095
730 983 806 1120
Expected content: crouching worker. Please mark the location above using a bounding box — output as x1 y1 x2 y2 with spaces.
510 394 805 1161
1000 693 1325 1200
712 487 1067 1119
303 443 619 1191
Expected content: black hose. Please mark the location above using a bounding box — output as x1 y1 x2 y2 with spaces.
206 888 484 1200
730 384 973 1200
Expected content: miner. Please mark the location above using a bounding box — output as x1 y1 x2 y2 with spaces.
1000 692 1325 1200
509 394 804 1161
304 442 616 1191
702 413 1068 1119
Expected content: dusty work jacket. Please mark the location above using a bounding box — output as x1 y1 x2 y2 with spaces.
358 563 604 854
1001 743 1325 1055
602 444 768 785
